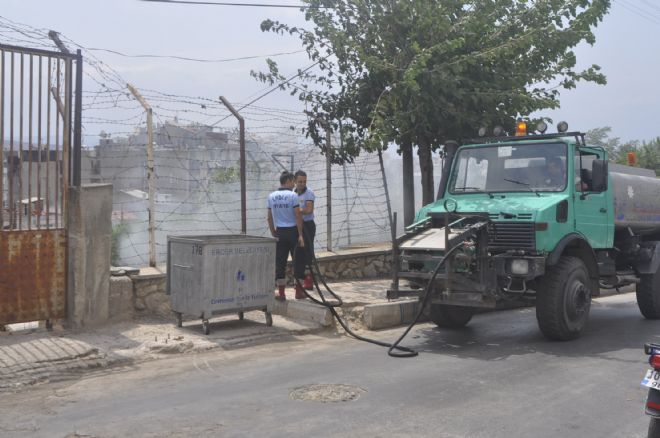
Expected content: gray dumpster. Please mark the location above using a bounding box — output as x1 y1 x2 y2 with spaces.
167 234 276 334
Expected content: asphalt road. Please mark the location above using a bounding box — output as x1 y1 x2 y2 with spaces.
0 292 656 438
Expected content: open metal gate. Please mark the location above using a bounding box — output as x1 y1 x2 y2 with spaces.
0 43 82 326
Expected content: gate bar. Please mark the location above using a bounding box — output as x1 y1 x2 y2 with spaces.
37 55 42 228
18 52 23 230
9 52 14 229
0 50 4 229
0 43 77 60
28 54 33 229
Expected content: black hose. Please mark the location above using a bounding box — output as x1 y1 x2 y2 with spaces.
294 228 464 358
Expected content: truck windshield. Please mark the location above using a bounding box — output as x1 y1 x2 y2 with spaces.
448 142 567 195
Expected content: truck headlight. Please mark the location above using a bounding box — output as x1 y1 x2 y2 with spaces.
510 259 529 275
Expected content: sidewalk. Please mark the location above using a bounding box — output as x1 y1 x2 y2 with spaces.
1 280 634 392
0 279 401 392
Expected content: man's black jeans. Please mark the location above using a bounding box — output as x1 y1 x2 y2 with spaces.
275 226 305 280
294 220 316 276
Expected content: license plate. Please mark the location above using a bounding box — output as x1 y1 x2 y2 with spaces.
642 369 660 389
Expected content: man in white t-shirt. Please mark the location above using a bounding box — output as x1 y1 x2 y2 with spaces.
294 170 316 295
267 171 304 300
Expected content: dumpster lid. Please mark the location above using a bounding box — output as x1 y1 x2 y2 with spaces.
167 234 277 244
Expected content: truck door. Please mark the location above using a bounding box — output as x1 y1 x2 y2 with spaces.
573 149 611 249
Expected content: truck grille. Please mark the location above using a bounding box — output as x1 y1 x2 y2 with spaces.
488 222 536 251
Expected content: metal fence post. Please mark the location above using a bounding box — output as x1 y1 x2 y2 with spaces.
218 96 247 234
325 127 332 251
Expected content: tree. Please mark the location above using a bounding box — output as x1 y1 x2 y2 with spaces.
254 0 611 205
585 126 621 161
586 127 660 174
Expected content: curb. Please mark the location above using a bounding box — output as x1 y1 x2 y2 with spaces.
271 300 334 327
363 300 426 330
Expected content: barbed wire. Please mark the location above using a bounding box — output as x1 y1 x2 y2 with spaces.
0 16 394 266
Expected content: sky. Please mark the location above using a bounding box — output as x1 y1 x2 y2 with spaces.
1 0 659 143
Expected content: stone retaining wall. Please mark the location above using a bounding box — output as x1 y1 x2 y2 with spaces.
132 275 170 317
109 247 393 318
299 251 392 282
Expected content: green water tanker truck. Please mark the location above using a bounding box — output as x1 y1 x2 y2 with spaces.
389 123 660 340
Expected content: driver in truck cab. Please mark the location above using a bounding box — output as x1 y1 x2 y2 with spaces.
542 156 565 188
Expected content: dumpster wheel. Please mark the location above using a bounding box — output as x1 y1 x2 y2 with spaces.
202 319 210 335
265 311 273 327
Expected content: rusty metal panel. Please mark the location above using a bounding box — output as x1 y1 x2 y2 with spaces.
0 229 66 324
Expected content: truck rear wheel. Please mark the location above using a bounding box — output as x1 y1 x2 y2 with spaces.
637 271 660 319
536 256 592 341
428 304 475 328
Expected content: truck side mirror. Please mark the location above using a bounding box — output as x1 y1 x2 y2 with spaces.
592 159 608 192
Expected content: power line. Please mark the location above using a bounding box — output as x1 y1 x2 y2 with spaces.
139 0 331 8
212 61 319 125
84 47 306 63
615 0 660 26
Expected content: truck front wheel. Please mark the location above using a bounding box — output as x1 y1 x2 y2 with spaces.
637 271 660 319
536 256 592 341
428 304 475 328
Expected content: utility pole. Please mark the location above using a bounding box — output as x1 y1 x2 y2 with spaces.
127 84 156 267
218 96 246 234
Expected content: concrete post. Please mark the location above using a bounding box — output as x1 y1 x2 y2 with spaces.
127 84 156 267
67 183 112 328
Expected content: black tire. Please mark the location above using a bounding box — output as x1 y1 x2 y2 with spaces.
649 417 660 438
536 256 592 341
238 311 245 321
202 319 210 335
428 304 475 328
265 312 273 327
175 312 183 328
637 272 660 319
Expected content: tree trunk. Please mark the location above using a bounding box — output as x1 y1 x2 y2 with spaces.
401 140 415 226
418 140 435 206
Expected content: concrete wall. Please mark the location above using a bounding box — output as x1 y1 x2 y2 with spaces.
67 184 113 328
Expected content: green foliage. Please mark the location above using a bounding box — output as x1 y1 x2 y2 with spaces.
111 222 128 266
212 167 240 184
253 0 611 203
585 127 622 160
586 127 660 176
